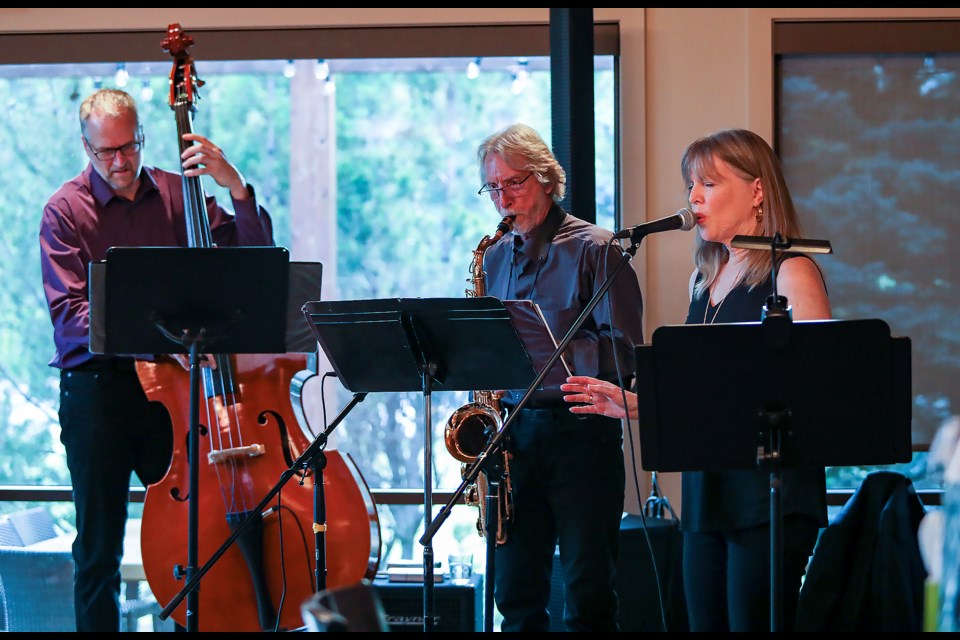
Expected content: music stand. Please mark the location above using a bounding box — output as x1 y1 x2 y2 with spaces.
93 246 290 632
302 296 537 632
634 316 912 631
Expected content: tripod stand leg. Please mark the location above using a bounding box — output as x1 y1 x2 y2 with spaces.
312 453 329 593
760 412 786 633
186 340 202 632
483 478 499 632
420 364 437 633
770 467 783 633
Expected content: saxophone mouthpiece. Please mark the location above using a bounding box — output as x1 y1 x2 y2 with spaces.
494 216 516 240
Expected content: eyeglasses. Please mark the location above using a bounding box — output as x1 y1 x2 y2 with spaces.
84 133 145 161
478 172 534 198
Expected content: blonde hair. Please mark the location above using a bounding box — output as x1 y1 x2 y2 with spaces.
476 123 566 202
681 128 806 299
79 88 140 136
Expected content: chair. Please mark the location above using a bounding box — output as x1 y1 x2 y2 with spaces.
301 579 390 632
0 507 73 631
0 508 163 632
0 506 58 547
0 545 76 632
0 519 20 547
121 579 165 632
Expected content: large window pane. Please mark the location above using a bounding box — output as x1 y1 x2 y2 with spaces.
0 56 615 565
777 47 960 490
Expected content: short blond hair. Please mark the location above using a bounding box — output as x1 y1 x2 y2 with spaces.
79 88 139 136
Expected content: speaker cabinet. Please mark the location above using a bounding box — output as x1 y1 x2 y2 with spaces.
548 515 688 632
372 574 483 632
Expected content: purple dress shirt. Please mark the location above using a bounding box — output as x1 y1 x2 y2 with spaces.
39 164 275 369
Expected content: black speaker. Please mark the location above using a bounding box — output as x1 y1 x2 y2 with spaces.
371 574 483 632
548 515 688 632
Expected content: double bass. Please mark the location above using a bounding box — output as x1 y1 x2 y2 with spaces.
138 23 380 632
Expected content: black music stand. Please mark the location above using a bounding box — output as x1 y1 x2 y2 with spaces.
634 316 912 632
97 247 289 355
302 296 537 633
93 246 290 632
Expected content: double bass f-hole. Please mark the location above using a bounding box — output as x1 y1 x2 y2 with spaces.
138 23 380 632
257 409 307 472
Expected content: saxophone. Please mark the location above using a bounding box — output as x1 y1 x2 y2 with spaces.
444 215 515 544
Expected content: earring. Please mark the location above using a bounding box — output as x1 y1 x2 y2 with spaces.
755 205 764 223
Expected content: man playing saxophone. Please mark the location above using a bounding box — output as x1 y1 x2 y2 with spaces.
475 123 644 631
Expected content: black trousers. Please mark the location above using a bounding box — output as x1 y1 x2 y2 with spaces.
494 407 625 632
682 514 821 632
58 360 171 632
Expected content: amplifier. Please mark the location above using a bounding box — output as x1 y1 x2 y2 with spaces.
371 574 483 632
548 515 688 632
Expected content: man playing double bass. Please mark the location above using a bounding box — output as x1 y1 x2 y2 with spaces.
38 87 274 632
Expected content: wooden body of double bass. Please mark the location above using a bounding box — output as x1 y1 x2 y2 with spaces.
138 353 380 631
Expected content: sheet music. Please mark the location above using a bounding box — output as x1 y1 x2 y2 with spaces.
503 299 573 390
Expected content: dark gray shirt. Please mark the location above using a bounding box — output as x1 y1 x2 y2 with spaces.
483 204 645 407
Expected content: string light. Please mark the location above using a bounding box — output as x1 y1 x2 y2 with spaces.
873 63 886 93
140 79 154 102
511 59 530 95
283 60 296 79
917 55 948 97
466 57 481 80
114 63 129 88
314 59 330 81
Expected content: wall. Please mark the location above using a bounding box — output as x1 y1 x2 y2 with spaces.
4 6 959 513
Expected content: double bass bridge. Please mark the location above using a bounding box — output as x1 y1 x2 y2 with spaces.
207 444 265 464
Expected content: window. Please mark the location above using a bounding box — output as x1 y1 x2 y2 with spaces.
0 25 618 568
775 19 960 492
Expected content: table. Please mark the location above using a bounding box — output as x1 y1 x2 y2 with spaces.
24 517 145 583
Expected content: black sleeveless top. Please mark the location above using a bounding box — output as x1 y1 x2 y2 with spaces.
680 255 828 532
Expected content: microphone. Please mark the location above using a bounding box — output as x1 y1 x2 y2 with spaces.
613 208 696 241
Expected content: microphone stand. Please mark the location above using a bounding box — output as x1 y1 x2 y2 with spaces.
420 235 644 630
158 391 368 627
731 231 832 632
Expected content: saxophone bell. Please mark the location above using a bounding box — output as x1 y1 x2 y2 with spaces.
444 397 503 463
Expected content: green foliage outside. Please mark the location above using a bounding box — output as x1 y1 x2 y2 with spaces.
0 61 615 562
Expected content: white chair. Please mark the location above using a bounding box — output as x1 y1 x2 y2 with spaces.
0 506 58 546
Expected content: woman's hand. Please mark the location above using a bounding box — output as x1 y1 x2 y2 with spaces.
561 375 637 419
